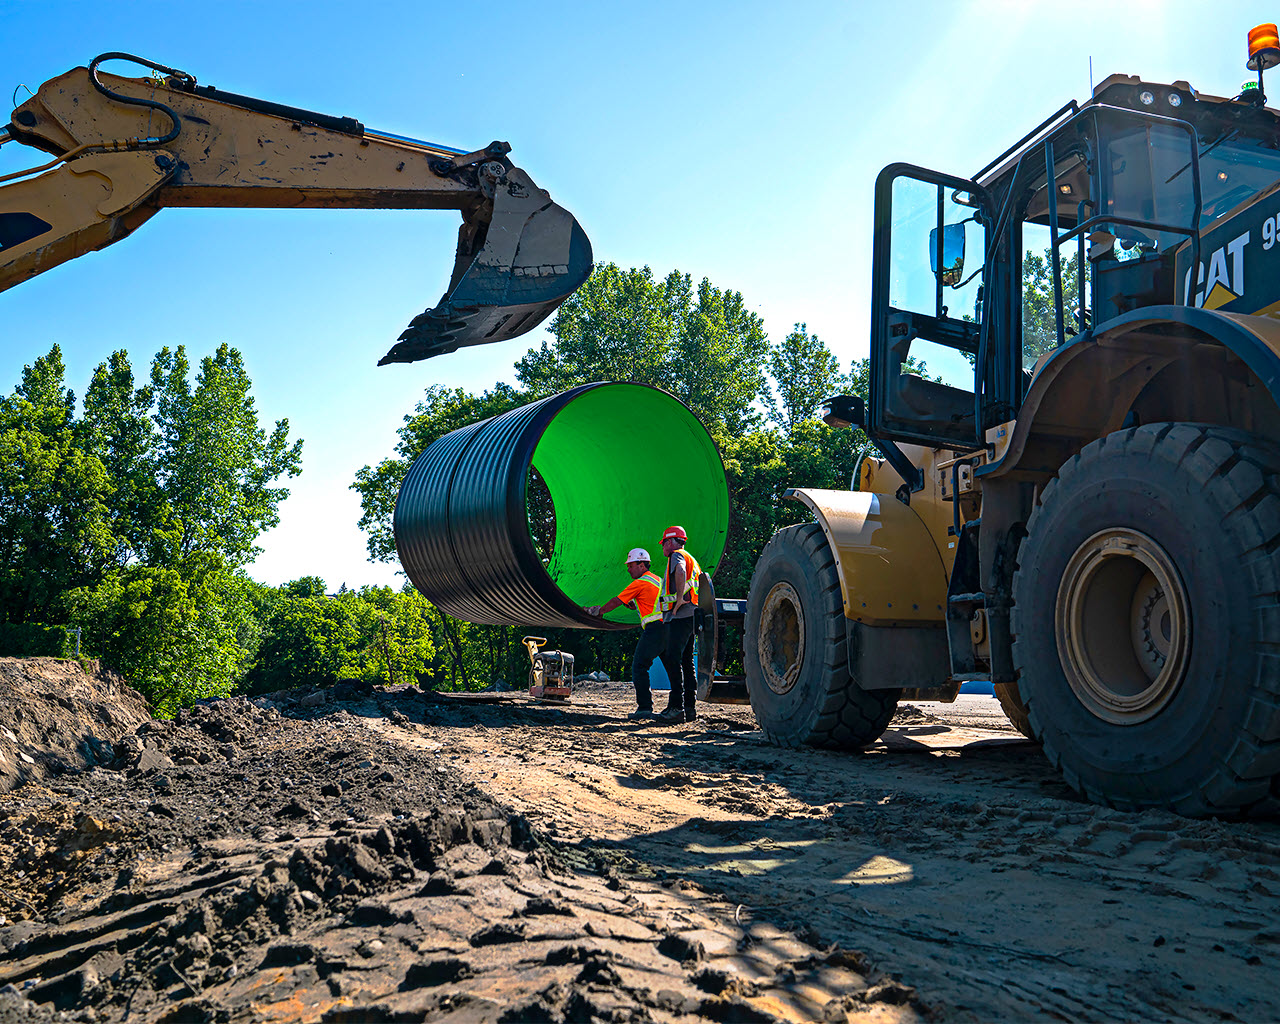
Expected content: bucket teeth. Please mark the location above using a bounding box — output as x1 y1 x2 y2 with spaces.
379 167 592 366
378 308 475 364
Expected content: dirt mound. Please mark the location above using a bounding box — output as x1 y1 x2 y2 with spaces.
0 667 900 1024
0 659 152 795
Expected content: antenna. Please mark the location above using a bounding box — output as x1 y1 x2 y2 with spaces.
1089 56 1094 95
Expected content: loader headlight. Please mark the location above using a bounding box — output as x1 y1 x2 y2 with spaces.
1140 90 1155 105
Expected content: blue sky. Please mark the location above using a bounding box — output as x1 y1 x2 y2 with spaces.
2 0 1274 589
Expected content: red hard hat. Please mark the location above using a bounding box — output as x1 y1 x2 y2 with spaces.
661 525 687 543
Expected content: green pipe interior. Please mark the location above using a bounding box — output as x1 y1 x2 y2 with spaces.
530 384 729 626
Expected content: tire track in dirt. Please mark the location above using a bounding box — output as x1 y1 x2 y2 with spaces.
0 665 925 1023
395 682 1280 1022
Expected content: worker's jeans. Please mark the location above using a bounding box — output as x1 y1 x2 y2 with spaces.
660 614 697 716
632 622 666 712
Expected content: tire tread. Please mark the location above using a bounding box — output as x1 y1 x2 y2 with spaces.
1014 423 1280 815
747 523 898 751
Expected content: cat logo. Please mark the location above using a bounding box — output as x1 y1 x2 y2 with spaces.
1183 231 1251 309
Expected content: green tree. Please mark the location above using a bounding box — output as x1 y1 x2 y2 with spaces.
80 350 165 567
243 580 441 693
780 419 869 496
0 349 114 623
64 550 260 715
282 576 328 599
246 586 362 692
766 323 842 434
1021 248 1083 366
356 586 438 686
2 342 298 712
151 344 302 565
516 264 679 395
715 429 789 599
352 383 526 564
515 263 768 438
14 344 76 425
668 276 769 438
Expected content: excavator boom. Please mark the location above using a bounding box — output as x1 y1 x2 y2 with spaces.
0 53 592 363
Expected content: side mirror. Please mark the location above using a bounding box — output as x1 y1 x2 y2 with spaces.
821 394 865 430
929 222 966 287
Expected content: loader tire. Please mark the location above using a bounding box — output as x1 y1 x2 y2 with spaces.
992 682 1034 740
1012 424 1280 815
745 523 899 749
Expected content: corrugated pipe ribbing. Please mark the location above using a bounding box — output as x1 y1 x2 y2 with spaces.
394 382 730 629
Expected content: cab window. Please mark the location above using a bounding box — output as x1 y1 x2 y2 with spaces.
1017 151 1092 373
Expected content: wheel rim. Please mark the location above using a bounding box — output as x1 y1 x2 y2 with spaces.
758 582 805 695
1055 528 1190 725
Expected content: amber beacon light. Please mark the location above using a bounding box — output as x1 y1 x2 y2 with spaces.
1248 23 1280 69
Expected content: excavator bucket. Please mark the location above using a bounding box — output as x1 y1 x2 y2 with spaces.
379 166 592 365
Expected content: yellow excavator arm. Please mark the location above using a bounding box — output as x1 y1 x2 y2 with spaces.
0 53 592 363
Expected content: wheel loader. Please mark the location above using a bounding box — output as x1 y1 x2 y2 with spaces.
0 53 591 363
738 26 1280 816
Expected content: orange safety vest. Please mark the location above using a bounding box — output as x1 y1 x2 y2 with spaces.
661 549 701 611
618 571 663 626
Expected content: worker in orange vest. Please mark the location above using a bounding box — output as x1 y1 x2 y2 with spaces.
657 525 702 724
584 548 666 720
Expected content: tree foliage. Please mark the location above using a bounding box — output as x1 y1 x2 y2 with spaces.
1021 247 1083 366
351 384 526 564
0 348 114 623
63 551 260 716
151 344 302 565
241 581 453 694
515 264 680 395
1 344 302 711
6 256 967 710
515 263 769 438
766 323 842 435
80 351 163 567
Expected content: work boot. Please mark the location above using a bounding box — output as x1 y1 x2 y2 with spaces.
658 706 685 724
628 709 659 720
684 707 697 723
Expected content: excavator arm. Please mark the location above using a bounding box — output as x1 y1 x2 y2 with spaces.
0 53 592 363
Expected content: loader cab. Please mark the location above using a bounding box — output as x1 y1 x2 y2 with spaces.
866 78 1280 470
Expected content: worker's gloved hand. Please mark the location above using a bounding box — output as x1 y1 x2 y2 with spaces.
584 605 602 617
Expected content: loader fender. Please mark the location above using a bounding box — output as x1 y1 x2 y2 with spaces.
984 305 1280 483
783 487 948 627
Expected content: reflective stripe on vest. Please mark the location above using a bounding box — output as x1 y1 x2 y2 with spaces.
634 571 664 626
661 549 702 610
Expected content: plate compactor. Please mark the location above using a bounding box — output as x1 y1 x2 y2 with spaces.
523 637 574 700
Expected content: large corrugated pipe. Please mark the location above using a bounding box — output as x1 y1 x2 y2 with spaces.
394 382 729 629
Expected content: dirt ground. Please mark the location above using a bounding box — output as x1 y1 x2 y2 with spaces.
2 658 1279 1022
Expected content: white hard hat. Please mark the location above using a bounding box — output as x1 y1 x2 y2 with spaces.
625 547 651 564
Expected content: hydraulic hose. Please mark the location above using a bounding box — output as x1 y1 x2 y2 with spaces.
394 383 730 629
87 52 194 148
